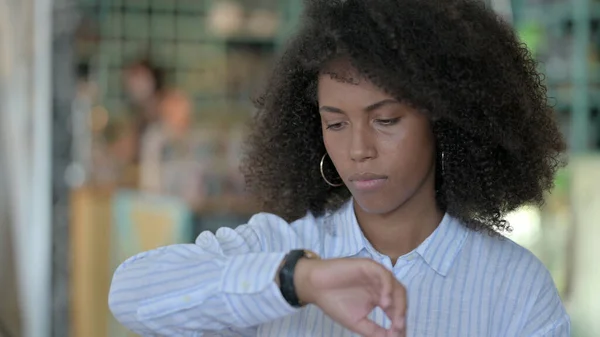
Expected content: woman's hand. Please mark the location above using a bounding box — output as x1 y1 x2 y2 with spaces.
295 258 407 337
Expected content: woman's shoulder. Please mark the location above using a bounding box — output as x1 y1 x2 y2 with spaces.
464 228 557 290
467 229 545 268
462 229 569 333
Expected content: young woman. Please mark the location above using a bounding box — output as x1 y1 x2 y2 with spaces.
108 0 569 336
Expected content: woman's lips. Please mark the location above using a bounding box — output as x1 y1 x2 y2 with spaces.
348 172 388 191
352 178 388 191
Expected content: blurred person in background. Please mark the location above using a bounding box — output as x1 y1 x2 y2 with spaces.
122 57 166 164
139 88 209 208
108 0 569 336
140 87 256 236
92 118 138 188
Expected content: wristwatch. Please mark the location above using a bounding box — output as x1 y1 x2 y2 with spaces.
278 249 320 307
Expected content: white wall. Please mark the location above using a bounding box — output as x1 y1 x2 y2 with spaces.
0 0 22 335
0 0 53 336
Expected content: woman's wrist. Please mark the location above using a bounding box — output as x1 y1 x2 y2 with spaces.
276 250 320 306
294 258 318 305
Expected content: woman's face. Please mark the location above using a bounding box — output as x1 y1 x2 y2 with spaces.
124 65 156 104
159 91 192 131
318 67 437 214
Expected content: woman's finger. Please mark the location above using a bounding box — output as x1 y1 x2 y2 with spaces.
383 283 407 331
377 269 394 309
351 317 389 337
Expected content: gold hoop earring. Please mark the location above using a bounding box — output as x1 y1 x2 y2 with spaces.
320 153 344 187
441 151 445 176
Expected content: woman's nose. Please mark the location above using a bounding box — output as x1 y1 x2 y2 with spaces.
349 127 377 162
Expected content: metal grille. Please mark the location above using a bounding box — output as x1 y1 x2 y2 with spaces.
52 1 80 336
512 0 600 150
76 0 294 118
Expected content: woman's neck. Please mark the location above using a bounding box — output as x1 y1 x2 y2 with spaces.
353 182 443 264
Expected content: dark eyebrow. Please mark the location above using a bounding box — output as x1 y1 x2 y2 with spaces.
319 99 400 114
364 99 400 112
319 106 345 114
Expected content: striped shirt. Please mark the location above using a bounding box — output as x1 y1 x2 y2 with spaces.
108 200 570 336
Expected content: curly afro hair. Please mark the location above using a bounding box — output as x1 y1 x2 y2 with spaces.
240 0 566 233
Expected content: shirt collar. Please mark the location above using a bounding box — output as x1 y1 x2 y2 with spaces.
414 213 470 276
322 200 364 259
322 199 470 277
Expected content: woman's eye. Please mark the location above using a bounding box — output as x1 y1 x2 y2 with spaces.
375 118 400 126
326 122 345 130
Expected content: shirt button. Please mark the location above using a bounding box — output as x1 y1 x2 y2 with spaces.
241 281 250 291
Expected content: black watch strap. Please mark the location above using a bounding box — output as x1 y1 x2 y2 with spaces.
279 249 311 308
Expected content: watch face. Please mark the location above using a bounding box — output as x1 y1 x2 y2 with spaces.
303 250 320 260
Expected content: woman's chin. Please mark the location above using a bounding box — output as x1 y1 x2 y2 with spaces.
352 195 400 216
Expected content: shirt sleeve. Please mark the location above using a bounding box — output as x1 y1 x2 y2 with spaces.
518 269 571 337
108 212 318 336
